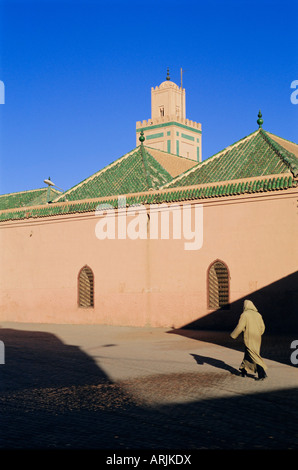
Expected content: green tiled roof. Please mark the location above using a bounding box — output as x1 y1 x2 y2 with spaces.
0 187 61 211
164 129 298 189
54 146 173 203
0 128 297 223
0 175 295 222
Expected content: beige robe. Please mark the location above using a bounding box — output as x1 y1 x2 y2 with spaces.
231 300 267 373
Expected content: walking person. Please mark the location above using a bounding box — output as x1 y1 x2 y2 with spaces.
231 300 267 380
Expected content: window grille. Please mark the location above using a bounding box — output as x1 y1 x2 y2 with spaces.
78 266 94 308
208 261 229 308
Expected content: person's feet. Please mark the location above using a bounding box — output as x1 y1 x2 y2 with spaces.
256 365 267 380
255 373 267 381
239 368 247 377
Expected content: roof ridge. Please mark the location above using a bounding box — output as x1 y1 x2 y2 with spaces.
201 128 260 162
140 146 153 189
53 147 139 202
0 187 63 211
52 145 174 203
0 187 52 198
260 129 298 177
266 131 298 147
144 148 173 182
162 129 259 189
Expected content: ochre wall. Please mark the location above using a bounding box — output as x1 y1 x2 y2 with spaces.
0 189 297 329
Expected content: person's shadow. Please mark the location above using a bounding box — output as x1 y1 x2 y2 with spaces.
190 353 241 376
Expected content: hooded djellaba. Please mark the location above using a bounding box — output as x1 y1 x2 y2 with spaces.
231 300 268 380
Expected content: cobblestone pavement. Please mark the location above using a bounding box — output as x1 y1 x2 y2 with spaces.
0 322 298 451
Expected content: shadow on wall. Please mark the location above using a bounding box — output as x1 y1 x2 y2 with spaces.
168 271 298 368
178 271 298 334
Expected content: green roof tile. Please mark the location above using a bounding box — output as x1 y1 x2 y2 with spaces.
53 146 173 203
0 128 297 223
164 129 298 189
0 187 61 211
5 174 284 220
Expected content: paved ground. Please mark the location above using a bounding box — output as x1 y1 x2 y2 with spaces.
0 322 298 452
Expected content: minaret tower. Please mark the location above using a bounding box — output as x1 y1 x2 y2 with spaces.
136 69 202 162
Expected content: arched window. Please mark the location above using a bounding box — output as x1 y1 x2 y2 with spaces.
208 260 229 309
78 266 94 308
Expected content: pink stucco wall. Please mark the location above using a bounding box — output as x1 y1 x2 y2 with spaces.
0 188 297 329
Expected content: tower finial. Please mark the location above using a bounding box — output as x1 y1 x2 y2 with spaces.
166 67 170 81
257 110 263 128
139 129 145 145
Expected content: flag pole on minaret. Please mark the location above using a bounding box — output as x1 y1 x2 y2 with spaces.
180 67 184 120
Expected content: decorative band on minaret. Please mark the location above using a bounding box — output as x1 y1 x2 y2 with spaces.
136 73 202 162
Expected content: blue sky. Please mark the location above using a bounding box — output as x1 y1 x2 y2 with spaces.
0 0 297 195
